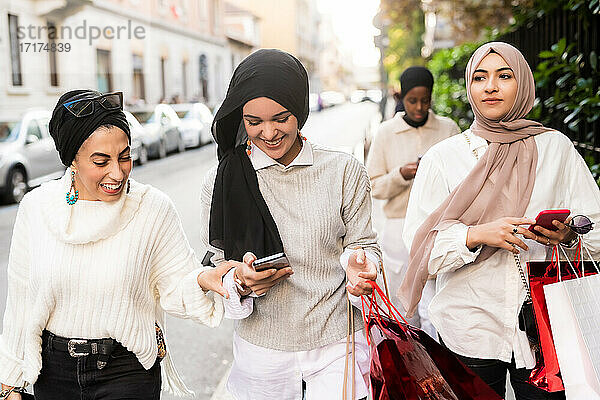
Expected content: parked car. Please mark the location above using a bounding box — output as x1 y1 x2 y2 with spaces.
366 89 383 103
320 91 346 108
350 90 369 103
309 93 320 112
0 109 64 203
129 104 184 159
124 111 148 165
171 102 214 148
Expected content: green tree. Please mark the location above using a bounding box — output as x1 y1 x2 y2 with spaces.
427 42 482 130
383 18 426 84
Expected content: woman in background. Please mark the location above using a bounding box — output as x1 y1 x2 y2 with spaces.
367 66 459 338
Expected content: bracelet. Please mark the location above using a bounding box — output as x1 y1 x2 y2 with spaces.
1 386 25 399
562 236 579 249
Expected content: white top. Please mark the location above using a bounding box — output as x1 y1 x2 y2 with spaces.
403 129 600 368
0 172 223 396
200 142 380 399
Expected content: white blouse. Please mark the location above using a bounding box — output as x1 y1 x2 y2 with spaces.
403 129 600 368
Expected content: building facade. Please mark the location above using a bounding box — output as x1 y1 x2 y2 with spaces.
0 0 231 118
232 0 322 91
224 2 260 73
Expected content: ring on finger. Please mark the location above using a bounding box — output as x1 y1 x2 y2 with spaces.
546 238 551 246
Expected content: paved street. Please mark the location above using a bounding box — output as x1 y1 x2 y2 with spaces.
0 101 379 399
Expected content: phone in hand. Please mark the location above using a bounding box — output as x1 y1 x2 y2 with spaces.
528 209 570 232
252 252 290 272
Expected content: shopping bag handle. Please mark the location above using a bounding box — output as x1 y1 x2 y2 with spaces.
580 237 600 274
544 243 581 282
361 281 410 345
557 238 599 281
557 242 580 281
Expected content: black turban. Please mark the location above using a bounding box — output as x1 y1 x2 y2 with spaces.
400 66 434 99
209 49 310 262
49 89 130 166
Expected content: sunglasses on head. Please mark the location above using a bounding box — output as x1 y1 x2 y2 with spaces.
567 215 594 235
62 92 123 117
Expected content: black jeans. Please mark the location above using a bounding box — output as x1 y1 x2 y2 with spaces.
441 339 565 400
34 331 162 400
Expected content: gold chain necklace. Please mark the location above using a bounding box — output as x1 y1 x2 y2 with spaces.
462 131 480 160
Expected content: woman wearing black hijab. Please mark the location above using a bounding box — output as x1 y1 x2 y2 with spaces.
0 90 230 400
199 49 382 399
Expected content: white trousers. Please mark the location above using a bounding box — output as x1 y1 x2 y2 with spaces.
381 218 437 340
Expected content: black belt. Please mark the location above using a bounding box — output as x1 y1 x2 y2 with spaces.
45 331 115 369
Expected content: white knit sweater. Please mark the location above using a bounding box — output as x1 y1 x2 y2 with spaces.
0 170 223 396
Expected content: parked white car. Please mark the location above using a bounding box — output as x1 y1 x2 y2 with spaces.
171 103 214 148
320 91 346 107
0 109 64 203
124 111 148 165
130 104 185 159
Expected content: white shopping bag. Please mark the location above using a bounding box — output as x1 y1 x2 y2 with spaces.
544 244 600 400
565 274 600 378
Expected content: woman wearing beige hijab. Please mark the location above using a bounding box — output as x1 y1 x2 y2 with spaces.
399 42 600 399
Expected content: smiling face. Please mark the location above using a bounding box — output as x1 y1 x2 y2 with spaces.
402 86 431 123
71 125 132 202
470 52 518 121
242 97 301 166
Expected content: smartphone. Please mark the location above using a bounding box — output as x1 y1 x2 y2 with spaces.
528 209 570 232
252 252 290 272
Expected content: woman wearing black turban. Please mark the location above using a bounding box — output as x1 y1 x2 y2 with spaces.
199 49 382 399
0 89 231 400
366 66 460 340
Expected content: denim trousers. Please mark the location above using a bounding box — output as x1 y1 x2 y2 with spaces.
33 331 162 400
441 338 565 400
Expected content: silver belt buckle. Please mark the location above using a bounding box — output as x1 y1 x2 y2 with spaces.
68 339 90 357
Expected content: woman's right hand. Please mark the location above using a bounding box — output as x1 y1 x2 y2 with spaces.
466 217 537 253
400 162 419 180
233 252 293 296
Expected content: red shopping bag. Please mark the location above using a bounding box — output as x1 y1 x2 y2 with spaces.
361 281 502 400
527 243 597 392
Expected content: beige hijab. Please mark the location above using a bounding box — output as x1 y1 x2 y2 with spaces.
398 42 554 317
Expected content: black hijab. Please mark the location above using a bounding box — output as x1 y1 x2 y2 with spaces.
49 89 130 166
400 66 434 128
209 49 310 262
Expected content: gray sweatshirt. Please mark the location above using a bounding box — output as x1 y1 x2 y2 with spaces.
201 142 381 351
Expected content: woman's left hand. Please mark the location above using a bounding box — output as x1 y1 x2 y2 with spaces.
346 249 378 297
533 218 577 247
197 263 235 298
